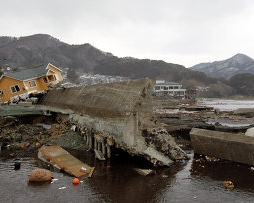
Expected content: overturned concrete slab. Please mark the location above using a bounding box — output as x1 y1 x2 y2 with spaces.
42 79 187 166
38 145 92 178
0 104 44 116
0 104 74 117
190 128 254 165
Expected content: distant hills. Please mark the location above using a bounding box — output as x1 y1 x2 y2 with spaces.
1 34 254 97
0 34 113 73
189 54 254 80
0 34 190 79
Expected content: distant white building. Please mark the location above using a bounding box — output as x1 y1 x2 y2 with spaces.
153 80 186 97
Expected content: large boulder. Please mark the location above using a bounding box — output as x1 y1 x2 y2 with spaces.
28 169 53 182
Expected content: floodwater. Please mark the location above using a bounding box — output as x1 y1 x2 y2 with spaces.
197 98 254 111
1 99 254 203
198 98 254 127
1 148 254 203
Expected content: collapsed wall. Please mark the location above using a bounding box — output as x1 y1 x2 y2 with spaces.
42 78 187 166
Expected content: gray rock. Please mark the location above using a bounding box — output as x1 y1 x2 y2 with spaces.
245 127 254 137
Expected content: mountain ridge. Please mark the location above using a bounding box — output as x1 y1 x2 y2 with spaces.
0 34 194 80
1 34 254 97
190 53 254 79
0 34 113 71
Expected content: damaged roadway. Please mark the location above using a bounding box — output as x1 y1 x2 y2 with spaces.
41 78 188 166
0 78 188 166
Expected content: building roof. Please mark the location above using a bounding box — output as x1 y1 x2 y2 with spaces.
155 82 181 85
1 63 60 81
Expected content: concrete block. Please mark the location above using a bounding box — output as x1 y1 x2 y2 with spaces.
245 127 254 137
190 127 254 165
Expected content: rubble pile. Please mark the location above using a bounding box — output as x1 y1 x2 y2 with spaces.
45 130 87 151
142 128 187 161
0 123 50 152
0 116 86 156
153 97 254 139
41 78 188 166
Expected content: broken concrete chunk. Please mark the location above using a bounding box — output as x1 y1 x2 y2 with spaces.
94 149 106 161
190 127 254 165
133 168 154 176
143 147 173 166
245 127 254 137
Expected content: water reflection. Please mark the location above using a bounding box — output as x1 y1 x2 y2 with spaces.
74 149 185 203
1 149 254 202
160 155 254 202
191 155 254 192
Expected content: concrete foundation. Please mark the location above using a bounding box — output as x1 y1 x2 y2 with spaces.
190 128 254 165
42 79 187 166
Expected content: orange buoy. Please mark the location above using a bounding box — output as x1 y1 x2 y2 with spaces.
72 178 80 184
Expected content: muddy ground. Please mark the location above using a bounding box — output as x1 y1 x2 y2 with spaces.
0 116 88 158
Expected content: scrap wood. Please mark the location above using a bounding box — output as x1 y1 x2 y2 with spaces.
88 167 95 178
223 180 234 189
38 145 92 178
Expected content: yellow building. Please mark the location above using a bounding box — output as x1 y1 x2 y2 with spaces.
0 63 63 103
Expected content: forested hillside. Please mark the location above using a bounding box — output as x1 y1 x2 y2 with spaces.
1 34 254 98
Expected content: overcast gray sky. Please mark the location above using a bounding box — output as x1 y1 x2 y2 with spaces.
1 0 254 67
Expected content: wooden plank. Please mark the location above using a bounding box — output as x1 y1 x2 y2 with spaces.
38 145 92 178
88 167 95 178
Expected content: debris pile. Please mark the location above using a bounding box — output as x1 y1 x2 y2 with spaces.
0 123 51 152
41 78 188 166
143 128 188 162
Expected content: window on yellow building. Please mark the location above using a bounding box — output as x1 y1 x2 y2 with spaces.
48 75 56 81
43 76 48 83
28 80 36 87
10 85 20 93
